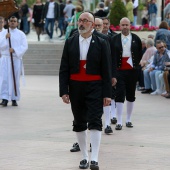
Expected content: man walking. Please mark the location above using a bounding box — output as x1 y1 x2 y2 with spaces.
111 17 142 130
59 12 112 170
42 0 59 41
0 16 28 106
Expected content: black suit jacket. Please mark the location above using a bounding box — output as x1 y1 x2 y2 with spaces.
111 33 142 70
41 2 59 20
59 34 112 98
69 29 117 78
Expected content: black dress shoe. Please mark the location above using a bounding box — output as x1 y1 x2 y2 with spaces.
111 117 117 124
70 142 80 152
90 161 99 170
12 100 18 106
1 99 8 107
115 124 122 130
0 99 4 105
126 122 133 127
79 159 89 169
141 89 152 94
104 125 113 134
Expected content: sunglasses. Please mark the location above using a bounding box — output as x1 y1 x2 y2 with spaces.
158 46 164 50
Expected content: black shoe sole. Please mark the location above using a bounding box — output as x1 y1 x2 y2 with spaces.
90 165 99 170
70 148 80 152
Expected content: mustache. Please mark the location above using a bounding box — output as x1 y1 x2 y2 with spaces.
79 25 85 30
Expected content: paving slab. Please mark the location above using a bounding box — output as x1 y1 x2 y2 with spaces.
0 75 169 170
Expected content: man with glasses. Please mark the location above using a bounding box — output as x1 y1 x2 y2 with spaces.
59 12 112 170
142 40 170 94
0 16 28 106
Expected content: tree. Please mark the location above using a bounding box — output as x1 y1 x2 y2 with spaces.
109 0 127 26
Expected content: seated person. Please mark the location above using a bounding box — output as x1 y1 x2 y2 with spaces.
142 40 170 94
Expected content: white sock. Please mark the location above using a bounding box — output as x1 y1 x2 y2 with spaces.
116 102 124 125
76 131 89 161
126 101 134 123
104 106 111 128
111 100 116 118
90 130 101 162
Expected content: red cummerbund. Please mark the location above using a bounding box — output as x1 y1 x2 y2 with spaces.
70 60 102 81
118 57 133 70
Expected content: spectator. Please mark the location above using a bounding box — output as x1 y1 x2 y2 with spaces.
125 0 134 24
32 0 44 41
148 33 155 39
142 40 170 94
58 0 65 38
148 0 157 27
141 5 148 25
132 0 138 26
137 38 147 90
20 0 29 34
140 38 157 69
94 2 108 17
41 0 59 41
164 13 170 27
63 0 75 31
155 21 170 50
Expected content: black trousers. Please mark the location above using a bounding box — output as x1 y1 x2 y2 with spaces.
69 80 103 132
115 69 138 103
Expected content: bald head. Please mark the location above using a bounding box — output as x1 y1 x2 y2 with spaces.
119 17 131 36
120 17 130 25
79 12 95 23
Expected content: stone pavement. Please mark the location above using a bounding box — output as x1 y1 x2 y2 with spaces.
0 75 170 170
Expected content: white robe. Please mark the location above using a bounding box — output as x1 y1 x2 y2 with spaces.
0 28 28 101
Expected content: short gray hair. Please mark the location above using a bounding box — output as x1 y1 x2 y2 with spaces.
141 38 147 44
147 34 155 39
146 38 154 47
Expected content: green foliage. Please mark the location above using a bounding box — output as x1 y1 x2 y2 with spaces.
109 0 127 26
138 0 145 11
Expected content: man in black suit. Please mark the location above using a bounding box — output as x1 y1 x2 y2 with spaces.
102 17 117 37
111 17 142 130
41 0 59 40
59 12 112 170
101 17 118 125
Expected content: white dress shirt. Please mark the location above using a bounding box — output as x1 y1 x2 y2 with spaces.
79 35 92 60
121 33 133 67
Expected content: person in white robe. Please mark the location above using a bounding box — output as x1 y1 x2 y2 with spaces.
0 16 28 106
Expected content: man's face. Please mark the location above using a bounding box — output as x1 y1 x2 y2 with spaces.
0 19 5 30
9 18 18 29
102 19 110 33
78 13 94 35
120 19 130 35
95 18 103 33
156 42 165 54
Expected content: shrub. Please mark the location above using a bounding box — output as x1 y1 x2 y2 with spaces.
109 0 127 26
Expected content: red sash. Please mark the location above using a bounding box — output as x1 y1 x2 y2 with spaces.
118 57 133 70
70 60 102 81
